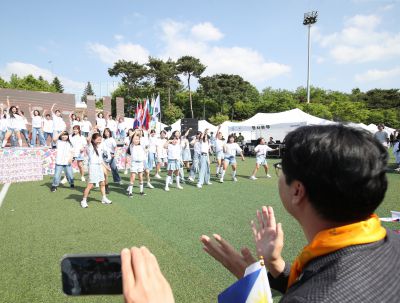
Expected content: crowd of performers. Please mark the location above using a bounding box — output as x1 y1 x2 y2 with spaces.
50 123 279 208
0 98 128 148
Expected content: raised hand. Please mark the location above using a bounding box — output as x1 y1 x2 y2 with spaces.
251 206 285 277
200 234 256 279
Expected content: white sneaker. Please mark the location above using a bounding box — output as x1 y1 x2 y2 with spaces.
266 174 272 178
206 182 212 185
219 178 224 183
101 196 112 204
188 177 194 182
95 183 99 188
196 184 202 188
249 176 257 180
147 182 154 189
61 177 68 184
233 177 238 182
81 176 86 182
119 180 124 185
124 169 128 175
164 186 170 192
80 200 88 208
155 174 162 179
177 185 183 190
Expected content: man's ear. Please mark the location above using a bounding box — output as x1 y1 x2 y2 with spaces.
291 180 307 205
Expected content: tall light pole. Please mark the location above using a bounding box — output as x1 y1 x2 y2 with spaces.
303 11 318 104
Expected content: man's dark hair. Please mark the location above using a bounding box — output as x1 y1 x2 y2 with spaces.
282 125 388 223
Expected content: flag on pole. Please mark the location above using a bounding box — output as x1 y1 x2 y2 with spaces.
218 261 272 303
142 98 151 130
133 99 140 129
152 93 161 118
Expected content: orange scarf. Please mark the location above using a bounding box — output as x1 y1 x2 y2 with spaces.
287 214 386 289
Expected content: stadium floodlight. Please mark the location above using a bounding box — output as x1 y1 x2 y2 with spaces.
303 11 318 104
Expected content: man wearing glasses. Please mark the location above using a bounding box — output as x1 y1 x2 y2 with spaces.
120 125 400 303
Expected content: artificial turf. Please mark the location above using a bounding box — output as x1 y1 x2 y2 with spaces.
0 155 399 303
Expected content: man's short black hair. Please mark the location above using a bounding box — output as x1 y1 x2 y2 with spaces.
282 125 388 223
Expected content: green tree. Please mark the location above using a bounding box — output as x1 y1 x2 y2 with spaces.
329 101 369 123
147 57 181 107
81 81 95 102
162 103 184 125
0 77 8 88
108 60 149 98
209 113 229 125
199 74 259 120
177 56 206 118
52 77 64 93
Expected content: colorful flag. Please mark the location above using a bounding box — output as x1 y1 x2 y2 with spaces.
142 98 150 130
133 100 140 129
152 93 161 118
218 261 272 303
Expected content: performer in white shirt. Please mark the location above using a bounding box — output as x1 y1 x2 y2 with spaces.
29 104 46 147
80 133 112 208
164 136 183 191
43 113 54 146
51 103 66 148
214 125 224 177
117 117 127 140
155 130 168 179
81 115 92 138
106 114 118 138
127 131 147 197
197 129 213 188
51 131 74 192
220 134 245 183
1 97 23 147
96 112 106 135
70 125 88 181
249 137 278 180
103 127 122 189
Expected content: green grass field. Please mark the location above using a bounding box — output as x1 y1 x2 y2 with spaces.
0 155 399 303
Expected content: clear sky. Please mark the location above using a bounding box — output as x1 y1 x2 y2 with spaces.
1 0 399 98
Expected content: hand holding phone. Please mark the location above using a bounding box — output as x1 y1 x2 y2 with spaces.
61 254 122 296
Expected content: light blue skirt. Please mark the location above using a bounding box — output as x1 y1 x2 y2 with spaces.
182 149 192 161
88 163 105 184
256 155 267 165
167 159 180 171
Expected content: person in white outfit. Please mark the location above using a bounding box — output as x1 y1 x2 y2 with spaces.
1 97 23 147
249 137 278 180
70 125 88 181
197 129 213 188
106 114 118 138
214 125 225 177
96 112 106 136
155 130 168 179
51 131 74 192
29 104 46 147
220 134 245 183
80 133 112 208
81 115 92 138
127 132 147 197
43 113 54 146
51 103 67 148
164 136 183 191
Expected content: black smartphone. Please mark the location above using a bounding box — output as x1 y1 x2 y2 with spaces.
61 254 122 296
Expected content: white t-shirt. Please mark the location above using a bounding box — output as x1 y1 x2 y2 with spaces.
20 117 28 130
156 138 168 158
103 137 117 155
87 143 104 165
117 121 126 131
130 144 146 162
70 134 87 157
193 141 201 154
107 119 117 132
96 118 106 131
52 114 66 132
81 120 92 133
149 136 158 153
0 117 8 131
200 141 210 154
224 143 242 157
254 144 274 157
43 119 53 133
215 139 224 152
7 114 23 129
168 143 181 160
181 138 190 151
31 116 43 128
55 140 73 165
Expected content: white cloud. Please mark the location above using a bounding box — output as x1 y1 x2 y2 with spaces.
318 14 400 64
114 34 124 41
158 20 290 85
87 42 149 65
316 56 325 64
191 22 224 41
87 20 290 87
0 62 85 94
355 66 400 82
